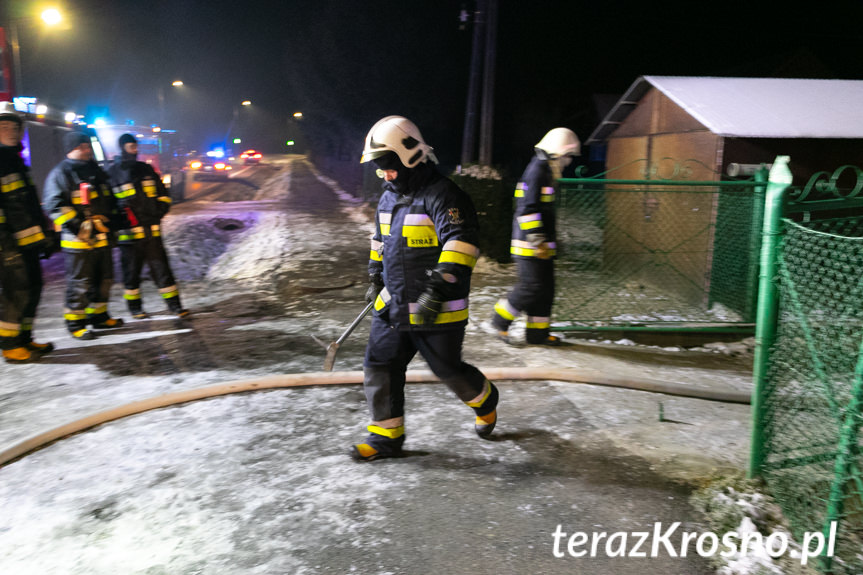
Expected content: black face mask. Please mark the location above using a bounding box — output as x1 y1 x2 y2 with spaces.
120 150 137 169
373 152 412 194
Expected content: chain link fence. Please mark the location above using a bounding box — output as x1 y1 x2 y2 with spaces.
554 177 765 328
752 161 863 574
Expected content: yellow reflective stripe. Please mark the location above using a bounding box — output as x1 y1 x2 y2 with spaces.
15 226 45 246
541 195 555 203
494 299 518 321
54 209 77 225
86 304 108 315
409 308 470 325
113 184 136 198
71 190 99 204
439 251 476 267
61 238 109 249
158 196 172 204
124 289 142 301
521 220 542 229
0 321 21 338
466 380 492 408
151 225 161 237
0 178 25 194
374 287 391 311
367 424 405 439
514 182 527 198
541 186 555 202
526 317 551 329
370 249 383 262
380 224 391 236
160 285 179 298
0 209 5 223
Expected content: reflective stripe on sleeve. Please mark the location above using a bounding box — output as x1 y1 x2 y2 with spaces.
151 224 161 237
514 182 526 198
540 186 555 202
379 212 392 236
409 298 469 325
370 239 383 262
54 207 76 226
438 240 479 268
374 287 391 311
510 240 557 258
0 173 25 193
113 183 136 198
158 196 172 204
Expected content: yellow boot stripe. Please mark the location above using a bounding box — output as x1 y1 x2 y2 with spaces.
367 425 404 439
466 380 492 408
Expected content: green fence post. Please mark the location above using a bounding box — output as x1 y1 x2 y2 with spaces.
749 156 793 478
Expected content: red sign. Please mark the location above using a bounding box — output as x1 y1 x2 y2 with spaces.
0 28 14 101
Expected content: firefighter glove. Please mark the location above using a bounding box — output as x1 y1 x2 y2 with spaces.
77 219 94 241
90 215 110 233
526 233 551 259
365 275 384 304
415 287 443 325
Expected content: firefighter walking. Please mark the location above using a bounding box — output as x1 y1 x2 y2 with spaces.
352 115 499 461
491 127 581 345
107 133 188 319
0 102 55 363
44 131 124 340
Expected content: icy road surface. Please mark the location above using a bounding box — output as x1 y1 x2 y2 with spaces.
0 155 752 574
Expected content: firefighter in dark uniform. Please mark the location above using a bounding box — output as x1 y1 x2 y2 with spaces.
352 116 499 461
107 133 188 319
491 127 580 345
0 102 55 363
43 131 124 340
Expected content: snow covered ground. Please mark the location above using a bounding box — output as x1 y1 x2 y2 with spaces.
0 155 758 574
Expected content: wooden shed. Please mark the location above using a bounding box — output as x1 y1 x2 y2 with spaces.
587 76 863 183
576 77 863 319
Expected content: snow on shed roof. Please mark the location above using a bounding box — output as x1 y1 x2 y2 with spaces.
586 76 863 144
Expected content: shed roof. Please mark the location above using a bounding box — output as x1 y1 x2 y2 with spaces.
586 76 863 144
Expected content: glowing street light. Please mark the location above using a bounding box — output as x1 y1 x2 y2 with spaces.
293 112 303 119
241 100 252 106
172 80 184 87
41 9 63 26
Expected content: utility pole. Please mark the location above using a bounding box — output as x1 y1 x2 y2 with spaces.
460 0 485 167
460 0 497 167
478 0 497 166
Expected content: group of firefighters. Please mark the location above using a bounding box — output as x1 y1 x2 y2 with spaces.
0 102 580 460
0 102 186 364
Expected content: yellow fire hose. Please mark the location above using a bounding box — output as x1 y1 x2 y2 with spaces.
0 367 750 468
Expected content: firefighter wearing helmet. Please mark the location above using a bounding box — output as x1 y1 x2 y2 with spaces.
353 115 499 461
491 127 581 345
0 102 56 363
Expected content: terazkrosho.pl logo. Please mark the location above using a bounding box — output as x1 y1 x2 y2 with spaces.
552 521 837 566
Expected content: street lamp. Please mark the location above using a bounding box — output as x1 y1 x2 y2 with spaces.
7 7 64 95
158 80 184 128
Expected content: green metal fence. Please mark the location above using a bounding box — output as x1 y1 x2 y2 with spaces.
554 164 766 333
750 157 863 574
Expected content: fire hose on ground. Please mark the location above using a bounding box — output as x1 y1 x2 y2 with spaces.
0 368 750 468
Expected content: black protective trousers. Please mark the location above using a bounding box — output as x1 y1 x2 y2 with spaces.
63 247 114 331
0 245 41 349
493 257 555 343
363 315 487 422
119 235 180 312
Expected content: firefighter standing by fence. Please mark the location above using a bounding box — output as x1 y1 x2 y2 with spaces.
352 115 499 461
43 131 124 340
491 127 580 346
107 133 187 319
0 102 56 363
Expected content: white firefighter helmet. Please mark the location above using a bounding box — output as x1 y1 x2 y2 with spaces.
535 127 581 158
360 115 437 167
0 101 22 125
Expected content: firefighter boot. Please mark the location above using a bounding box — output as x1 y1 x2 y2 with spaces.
127 299 150 320
468 381 499 439
21 331 54 355
92 317 124 329
3 347 36 364
351 426 405 462
166 296 190 319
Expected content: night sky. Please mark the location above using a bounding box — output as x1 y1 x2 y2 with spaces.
5 0 863 172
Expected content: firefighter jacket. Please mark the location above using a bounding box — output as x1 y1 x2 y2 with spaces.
43 158 119 252
0 145 48 251
107 156 172 244
369 162 481 331
511 154 557 259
